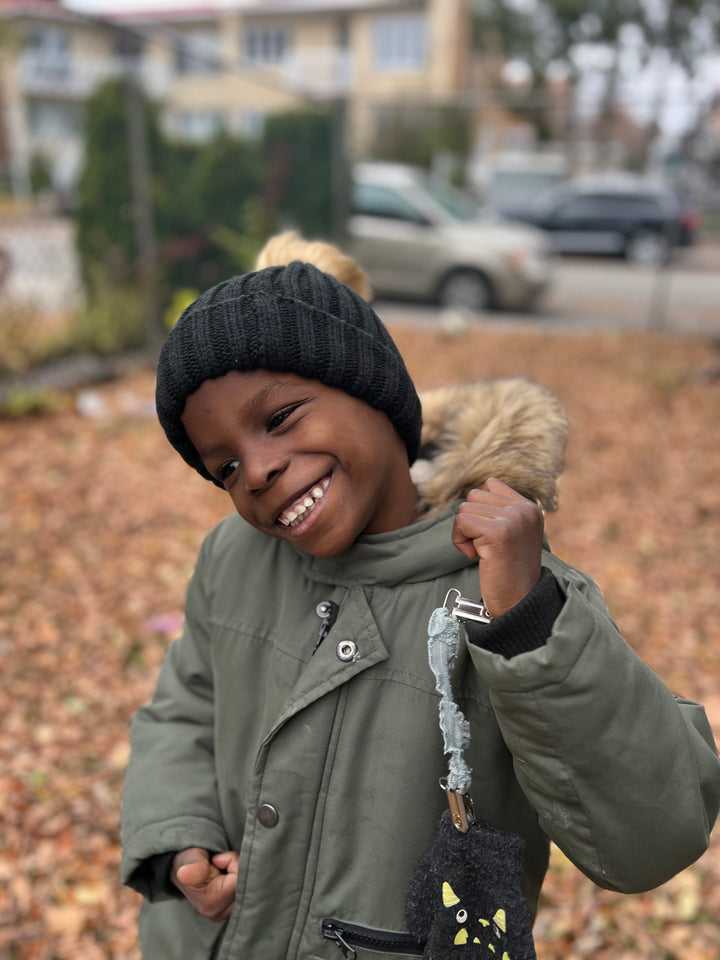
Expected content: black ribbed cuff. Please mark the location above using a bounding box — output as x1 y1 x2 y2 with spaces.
133 851 183 900
464 567 564 659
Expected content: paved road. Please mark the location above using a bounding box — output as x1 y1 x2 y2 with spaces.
377 243 720 337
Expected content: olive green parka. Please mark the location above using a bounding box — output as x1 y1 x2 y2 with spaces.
121 378 720 960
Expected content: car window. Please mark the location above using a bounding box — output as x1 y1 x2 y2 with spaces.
421 175 480 221
554 196 612 220
621 197 664 218
554 194 664 221
351 183 427 222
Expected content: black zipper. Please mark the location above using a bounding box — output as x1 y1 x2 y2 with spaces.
322 919 424 958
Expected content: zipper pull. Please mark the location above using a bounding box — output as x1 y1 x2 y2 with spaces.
313 600 339 655
322 921 358 959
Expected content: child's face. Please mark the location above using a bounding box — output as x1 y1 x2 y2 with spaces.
181 369 419 558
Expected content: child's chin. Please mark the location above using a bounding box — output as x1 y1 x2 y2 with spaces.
291 525 357 559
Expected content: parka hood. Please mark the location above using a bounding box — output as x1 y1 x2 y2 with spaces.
411 377 568 516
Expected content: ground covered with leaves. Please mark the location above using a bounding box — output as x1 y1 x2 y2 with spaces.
2 324 719 959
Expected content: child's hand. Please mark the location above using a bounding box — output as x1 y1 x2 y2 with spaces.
171 847 239 922
452 478 544 618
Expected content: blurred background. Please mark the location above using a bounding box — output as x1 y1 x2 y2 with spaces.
1 1 720 958
0 0 719 378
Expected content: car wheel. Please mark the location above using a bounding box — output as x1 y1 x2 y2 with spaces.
438 269 493 312
625 231 669 267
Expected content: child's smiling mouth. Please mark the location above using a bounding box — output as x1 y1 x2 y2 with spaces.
276 475 331 528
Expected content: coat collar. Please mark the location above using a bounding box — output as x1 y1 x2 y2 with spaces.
296 503 476 587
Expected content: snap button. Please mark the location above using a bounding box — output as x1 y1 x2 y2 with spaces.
257 803 279 828
336 640 358 662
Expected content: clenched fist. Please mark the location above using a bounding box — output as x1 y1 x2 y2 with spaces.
452 478 543 618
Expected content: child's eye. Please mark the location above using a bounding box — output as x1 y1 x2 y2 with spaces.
266 401 306 432
267 409 291 431
217 459 240 483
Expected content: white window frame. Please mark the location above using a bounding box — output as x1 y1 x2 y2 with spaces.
372 13 427 72
243 25 289 66
175 28 221 75
170 110 225 144
24 27 71 83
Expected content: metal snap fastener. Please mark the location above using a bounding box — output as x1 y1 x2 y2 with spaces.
336 640 358 662
257 803 279 828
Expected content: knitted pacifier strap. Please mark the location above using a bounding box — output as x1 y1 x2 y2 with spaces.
427 605 472 794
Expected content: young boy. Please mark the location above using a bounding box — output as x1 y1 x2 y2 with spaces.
121 251 720 960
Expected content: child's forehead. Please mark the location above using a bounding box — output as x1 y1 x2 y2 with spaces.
207 368 319 395
190 369 327 412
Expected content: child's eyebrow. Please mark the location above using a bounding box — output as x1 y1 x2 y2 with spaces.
242 379 290 419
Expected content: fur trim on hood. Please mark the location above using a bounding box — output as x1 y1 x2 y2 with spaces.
411 378 568 516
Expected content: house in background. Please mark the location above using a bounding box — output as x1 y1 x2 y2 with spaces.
0 0 117 199
0 0 501 205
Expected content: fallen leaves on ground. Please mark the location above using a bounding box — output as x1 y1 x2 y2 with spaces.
1 325 719 960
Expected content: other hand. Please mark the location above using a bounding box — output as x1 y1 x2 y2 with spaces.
171 847 239 923
452 478 543 618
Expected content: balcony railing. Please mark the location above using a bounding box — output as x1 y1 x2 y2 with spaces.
283 47 353 100
17 53 173 101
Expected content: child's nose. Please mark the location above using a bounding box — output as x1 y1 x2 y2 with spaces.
244 444 288 494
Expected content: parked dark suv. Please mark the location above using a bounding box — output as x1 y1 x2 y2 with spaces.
511 175 699 266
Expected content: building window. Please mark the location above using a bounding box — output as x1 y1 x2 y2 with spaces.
28 102 83 140
170 111 225 143
175 29 221 74
24 28 71 83
372 13 427 72
243 26 289 65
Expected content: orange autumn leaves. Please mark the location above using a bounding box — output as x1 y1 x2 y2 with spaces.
1 325 719 959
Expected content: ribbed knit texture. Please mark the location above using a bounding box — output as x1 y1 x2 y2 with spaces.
464 567 565 658
156 262 422 485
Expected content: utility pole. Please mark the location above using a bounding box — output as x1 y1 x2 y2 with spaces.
119 29 164 349
330 94 350 244
328 16 351 245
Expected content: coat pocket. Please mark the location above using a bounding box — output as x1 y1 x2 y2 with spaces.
322 918 424 958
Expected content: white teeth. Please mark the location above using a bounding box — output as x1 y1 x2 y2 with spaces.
278 476 331 528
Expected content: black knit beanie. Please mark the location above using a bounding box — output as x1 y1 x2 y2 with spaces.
155 261 422 485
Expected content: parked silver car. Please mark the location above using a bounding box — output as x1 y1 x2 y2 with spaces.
347 162 554 312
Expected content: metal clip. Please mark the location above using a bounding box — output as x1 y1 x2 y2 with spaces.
443 588 493 624
440 778 476 833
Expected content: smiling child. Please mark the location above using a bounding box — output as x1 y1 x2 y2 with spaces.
121 242 720 960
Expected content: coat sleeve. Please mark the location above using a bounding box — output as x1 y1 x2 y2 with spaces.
121 541 229 900
466 552 720 894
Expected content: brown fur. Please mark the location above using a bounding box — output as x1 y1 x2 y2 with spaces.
254 230 374 302
413 378 568 515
